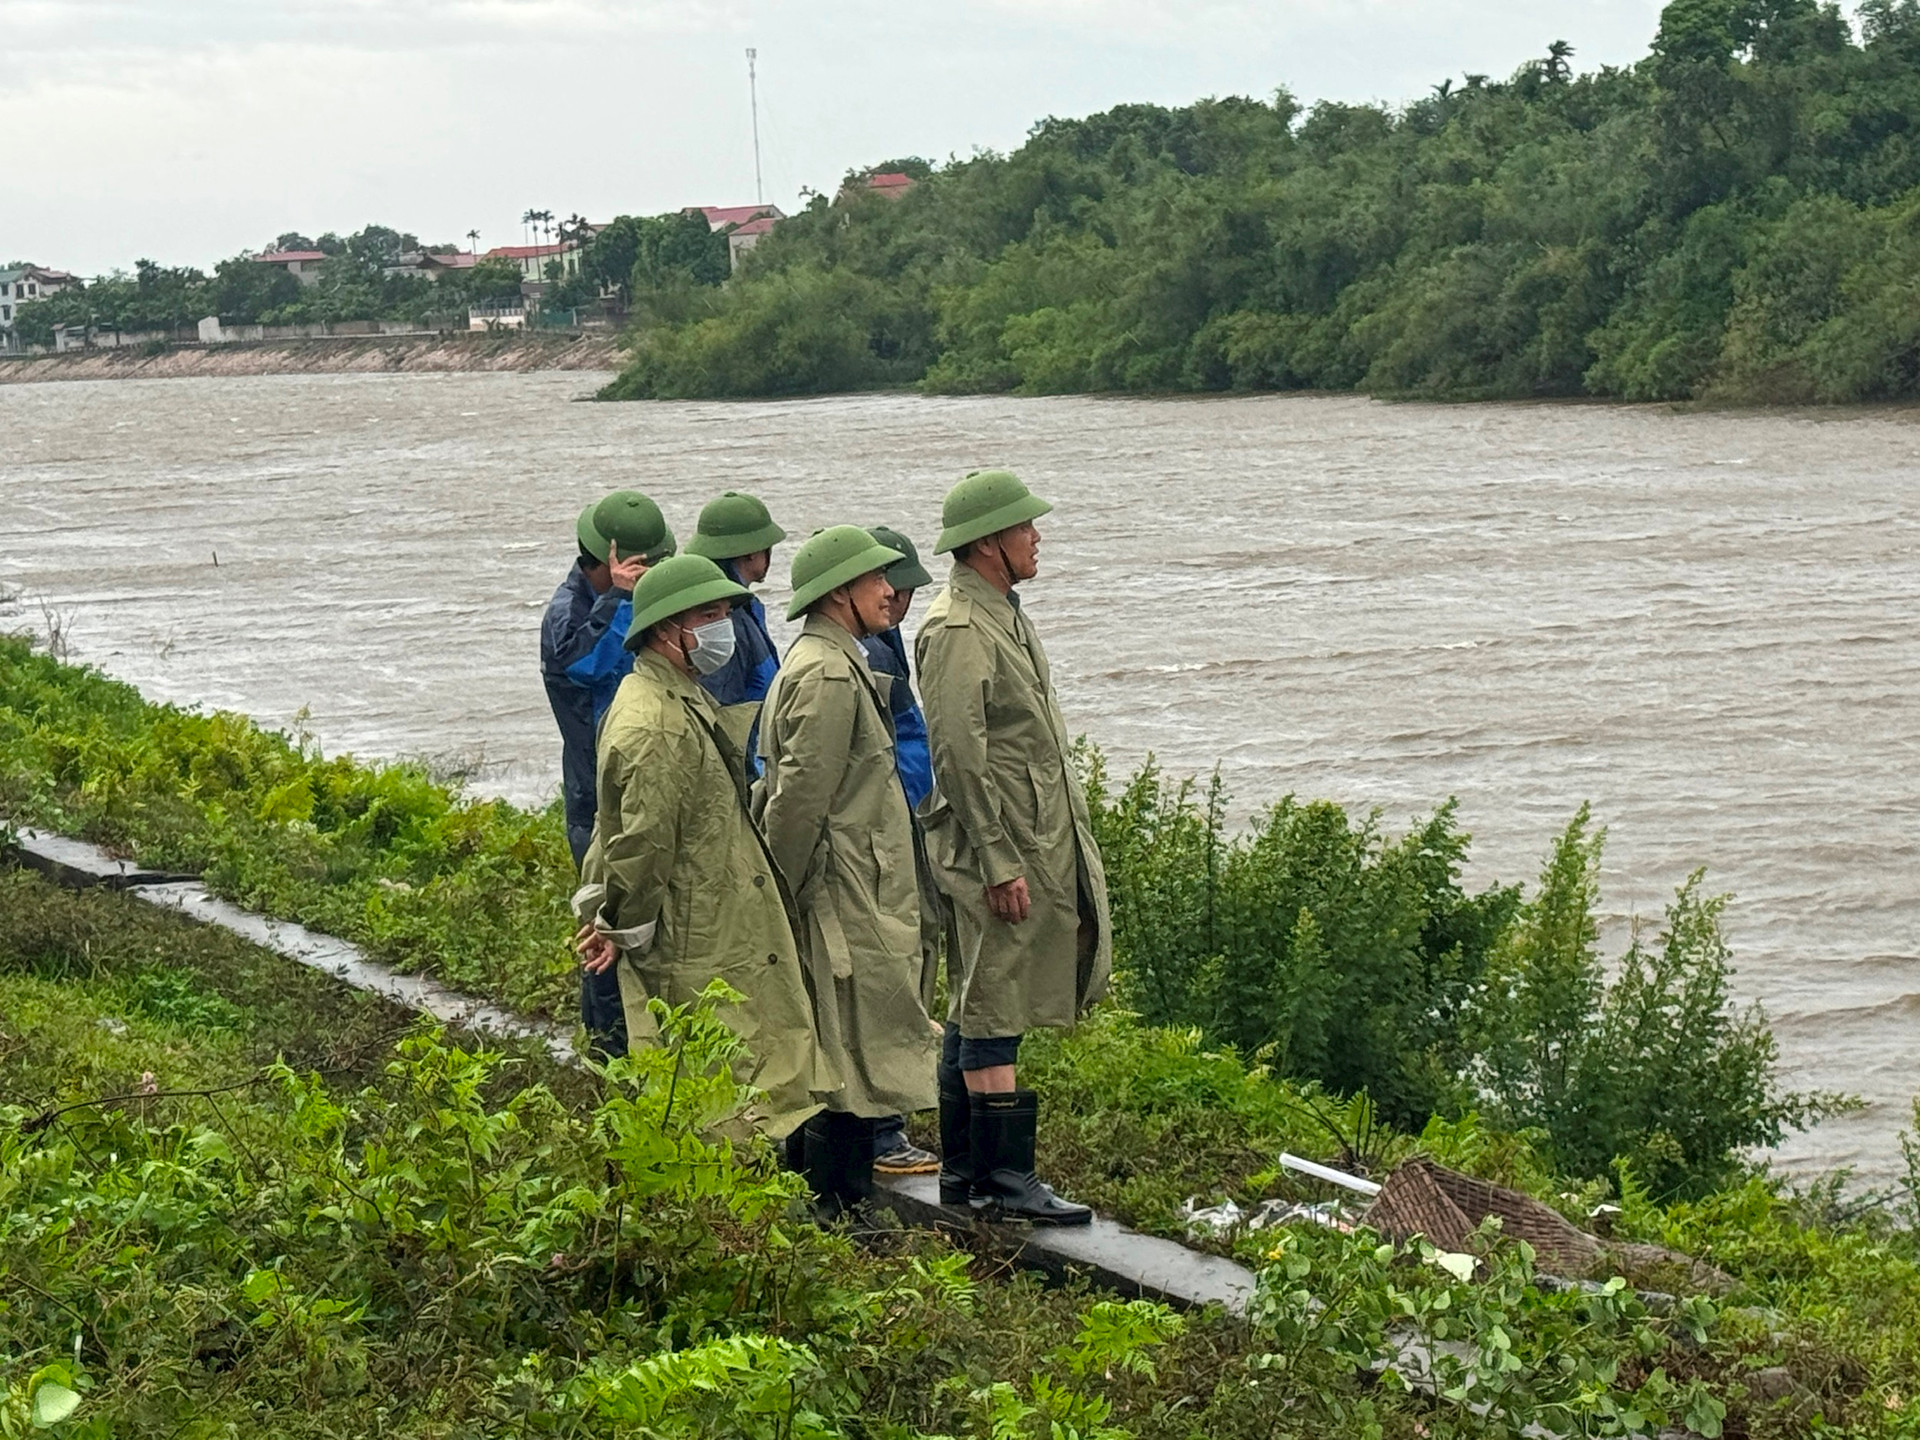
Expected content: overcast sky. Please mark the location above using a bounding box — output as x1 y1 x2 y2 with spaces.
7 0 1683 275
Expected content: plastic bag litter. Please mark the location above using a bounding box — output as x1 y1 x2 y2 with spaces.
1180 1197 1243 1238
1181 1196 1355 1239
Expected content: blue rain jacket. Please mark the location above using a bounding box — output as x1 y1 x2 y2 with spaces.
565 596 635 728
540 563 627 866
860 625 934 811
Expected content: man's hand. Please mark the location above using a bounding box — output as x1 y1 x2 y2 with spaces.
607 540 648 593
986 877 1031 924
575 923 617 974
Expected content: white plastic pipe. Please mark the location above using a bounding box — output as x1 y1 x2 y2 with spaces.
1279 1152 1383 1196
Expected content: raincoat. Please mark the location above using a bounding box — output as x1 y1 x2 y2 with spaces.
756 617 940 1117
574 649 831 1138
914 562 1113 1038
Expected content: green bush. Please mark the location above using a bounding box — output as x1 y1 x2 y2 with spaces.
1082 755 1830 1198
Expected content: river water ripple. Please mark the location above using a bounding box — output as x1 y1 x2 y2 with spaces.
3 373 1916 1182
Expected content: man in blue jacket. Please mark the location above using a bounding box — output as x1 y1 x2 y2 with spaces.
683 490 784 707
563 493 679 728
859 524 941 1176
539 489 673 1059
859 525 934 810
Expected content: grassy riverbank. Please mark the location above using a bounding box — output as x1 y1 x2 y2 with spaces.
0 332 620 386
7 634 1920 1435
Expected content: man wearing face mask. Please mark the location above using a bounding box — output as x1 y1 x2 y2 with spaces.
755 526 941 1215
916 470 1113 1226
572 553 831 1141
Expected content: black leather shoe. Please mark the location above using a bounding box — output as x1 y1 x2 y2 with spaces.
967 1090 1092 1226
937 1062 975 1207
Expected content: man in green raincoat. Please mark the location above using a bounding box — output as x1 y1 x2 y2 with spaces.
756 526 941 1212
572 554 831 1141
916 470 1113 1226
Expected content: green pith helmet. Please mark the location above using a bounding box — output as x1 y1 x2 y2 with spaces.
786 525 905 621
589 490 676 565
684 490 786 561
623 554 749 650
575 502 606 558
932 469 1054 554
866 524 932 591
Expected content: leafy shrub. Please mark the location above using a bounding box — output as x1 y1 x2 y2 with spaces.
1082 755 1828 1197
1469 807 1844 1198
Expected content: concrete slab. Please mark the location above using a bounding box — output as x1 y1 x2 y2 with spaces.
876 1173 1257 1316
8 825 194 890
10 826 576 1064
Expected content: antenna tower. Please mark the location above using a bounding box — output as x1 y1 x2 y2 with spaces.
746 48 764 205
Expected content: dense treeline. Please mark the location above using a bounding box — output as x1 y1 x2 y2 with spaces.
605 0 1920 404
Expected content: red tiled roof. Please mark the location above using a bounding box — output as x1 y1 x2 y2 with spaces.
867 172 914 189
729 216 779 238
485 243 576 259
697 203 783 230
254 250 328 263
424 252 477 268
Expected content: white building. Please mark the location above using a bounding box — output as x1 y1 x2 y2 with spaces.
0 265 77 350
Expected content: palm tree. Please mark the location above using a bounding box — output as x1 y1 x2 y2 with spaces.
1545 39 1575 83
465 228 480 257
521 208 537 252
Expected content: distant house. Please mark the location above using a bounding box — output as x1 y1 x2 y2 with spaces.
725 214 779 269
864 171 917 200
695 203 783 233
0 264 77 349
836 171 917 204
419 252 478 276
484 243 580 283
252 249 330 286
687 204 785 273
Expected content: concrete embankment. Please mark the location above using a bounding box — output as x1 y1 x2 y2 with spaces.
0 331 622 384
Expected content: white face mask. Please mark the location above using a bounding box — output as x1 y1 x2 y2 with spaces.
684 615 736 676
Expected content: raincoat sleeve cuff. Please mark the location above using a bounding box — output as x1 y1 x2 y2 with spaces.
569 884 657 953
974 837 1026 890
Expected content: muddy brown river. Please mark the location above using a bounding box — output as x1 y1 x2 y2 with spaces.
3 372 1916 1182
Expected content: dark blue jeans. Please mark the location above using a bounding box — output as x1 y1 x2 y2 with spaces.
580 965 629 1062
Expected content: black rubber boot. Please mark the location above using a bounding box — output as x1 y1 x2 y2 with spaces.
967 1089 1092 1226
806 1111 876 1219
828 1111 876 1213
783 1121 810 1175
937 1063 975 1206
798 1114 832 1206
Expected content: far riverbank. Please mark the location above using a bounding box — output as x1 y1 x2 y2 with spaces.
0 330 622 384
